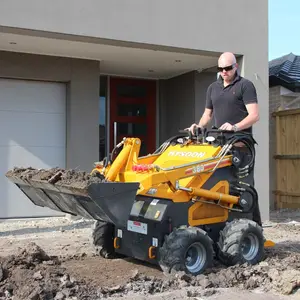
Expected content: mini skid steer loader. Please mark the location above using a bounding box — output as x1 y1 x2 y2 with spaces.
6 127 274 275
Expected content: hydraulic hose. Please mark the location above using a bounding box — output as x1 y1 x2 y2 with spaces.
153 134 188 154
230 181 258 213
224 133 256 178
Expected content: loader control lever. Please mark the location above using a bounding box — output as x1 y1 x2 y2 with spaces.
205 126 254 140
179 127 237 146
178 127 206 144
205 126 233 142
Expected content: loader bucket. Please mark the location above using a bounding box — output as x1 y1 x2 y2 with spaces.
6 172 139 228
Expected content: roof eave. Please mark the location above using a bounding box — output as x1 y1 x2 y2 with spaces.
269 75 300 92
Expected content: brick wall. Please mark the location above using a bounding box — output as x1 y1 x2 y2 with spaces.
269 86 281 210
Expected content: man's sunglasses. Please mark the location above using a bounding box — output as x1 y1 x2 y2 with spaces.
217 64 235 72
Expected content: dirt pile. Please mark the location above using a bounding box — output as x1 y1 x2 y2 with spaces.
56 169 104 189
58 247 300 299
0 242 100 300
5 167 104 190
0 242 300 300
97 248 300 298
6 167 63 182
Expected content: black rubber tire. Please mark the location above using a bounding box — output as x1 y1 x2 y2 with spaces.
217 218 265 266
158 226 214 276
92 220 116 259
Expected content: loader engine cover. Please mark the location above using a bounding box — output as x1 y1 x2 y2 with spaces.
154 144 219 168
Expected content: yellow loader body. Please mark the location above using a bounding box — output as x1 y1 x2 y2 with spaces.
6 128 274 275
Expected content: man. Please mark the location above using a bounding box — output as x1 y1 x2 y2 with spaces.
186 52 261 224
187 52 259 134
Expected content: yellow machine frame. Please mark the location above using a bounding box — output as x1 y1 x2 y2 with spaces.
90 137 274 249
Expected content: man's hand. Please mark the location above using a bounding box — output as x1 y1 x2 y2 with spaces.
219 122 234 130
185 123 200 135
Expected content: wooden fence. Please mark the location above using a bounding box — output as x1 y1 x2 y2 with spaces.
273 108 300 209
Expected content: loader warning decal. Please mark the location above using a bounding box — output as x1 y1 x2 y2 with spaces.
185 158 231 175
127 220 148 235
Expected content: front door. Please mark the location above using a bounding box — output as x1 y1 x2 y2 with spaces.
110 77 156 156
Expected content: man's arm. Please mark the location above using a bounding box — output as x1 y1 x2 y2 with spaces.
234 103 259 130
198 108 213 128
220 103 259 131
235 80 259 130
220 79 259 131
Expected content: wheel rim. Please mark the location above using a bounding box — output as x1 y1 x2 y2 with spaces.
184 242 207 273
241 233 259 261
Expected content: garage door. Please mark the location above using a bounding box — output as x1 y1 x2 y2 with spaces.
0 78 66 218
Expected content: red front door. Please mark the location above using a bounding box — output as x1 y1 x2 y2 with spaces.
110 77 156 156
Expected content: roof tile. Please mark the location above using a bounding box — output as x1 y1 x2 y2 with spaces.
269 53 300 84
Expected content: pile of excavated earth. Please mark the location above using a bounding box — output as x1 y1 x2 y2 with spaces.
5 167 104 191
1 166 300 299
0 242 96 300
0 239 299 300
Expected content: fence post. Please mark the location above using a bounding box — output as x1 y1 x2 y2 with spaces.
275 114 281 208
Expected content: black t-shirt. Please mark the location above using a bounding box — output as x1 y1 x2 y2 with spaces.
205 72 258 133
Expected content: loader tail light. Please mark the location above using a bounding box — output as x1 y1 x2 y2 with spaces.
132 164 154 172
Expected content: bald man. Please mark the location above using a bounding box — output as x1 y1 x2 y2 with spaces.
187 52 259 134
187 52 261 225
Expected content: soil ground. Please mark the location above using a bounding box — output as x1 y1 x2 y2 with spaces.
0 209 299 300
1 167 300 299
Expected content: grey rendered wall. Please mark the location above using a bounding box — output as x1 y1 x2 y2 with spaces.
159 72 195 142
194 71 217 127
66 59 100 171
0 0 269 220
0 0 267 57
0 51 100 172
159 70 217 143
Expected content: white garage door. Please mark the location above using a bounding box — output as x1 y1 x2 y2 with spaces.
0 78 66 218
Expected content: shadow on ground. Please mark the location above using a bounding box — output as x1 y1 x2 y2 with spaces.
271 240 300 254
269 209 300 223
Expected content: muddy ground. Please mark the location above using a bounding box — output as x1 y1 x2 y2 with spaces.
0 212 299 300
1 167 300 299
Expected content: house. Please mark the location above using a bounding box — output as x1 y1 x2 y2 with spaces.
0 0 269 220
269 53 300 209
